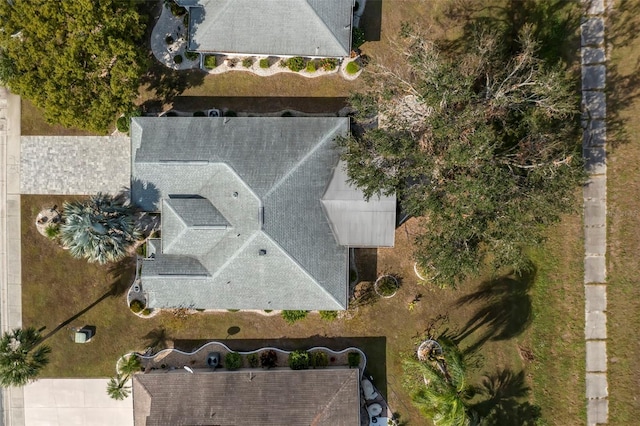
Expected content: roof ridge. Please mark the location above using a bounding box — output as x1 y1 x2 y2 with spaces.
263 119 346 199
162 199 188 254
304 0 351 56
311 369 358 425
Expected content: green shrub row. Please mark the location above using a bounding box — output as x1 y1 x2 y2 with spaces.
281 310 308 324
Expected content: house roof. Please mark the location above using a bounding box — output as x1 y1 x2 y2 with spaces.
131 117 395 311
132 368 360 426
184 0 353 57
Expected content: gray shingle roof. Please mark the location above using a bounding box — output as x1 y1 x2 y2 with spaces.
133 369 360 426
184 0 353 57
131 117 351 310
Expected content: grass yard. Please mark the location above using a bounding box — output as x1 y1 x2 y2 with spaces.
604 1 640 423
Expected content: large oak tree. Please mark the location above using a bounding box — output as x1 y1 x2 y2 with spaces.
338 26 584 286
0 0 147 132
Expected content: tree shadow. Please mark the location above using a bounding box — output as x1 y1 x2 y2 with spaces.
471 369 542 426
604 0 640 151
452 268 535 355
39 259 135 343
143 327 172 352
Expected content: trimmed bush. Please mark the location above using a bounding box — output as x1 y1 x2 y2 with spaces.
260 350 277 369
225 352 242 370
305 60 316 72
185 51 199 61
288 350 310 370
247 353 259 368
173 54 183 64
281 310 308 324
348 351 361 368
346 61 360 75
227 309 239 312
259 58 270 68
45 225 60 240
224 110 237 117
242 57 253 68
285 56 305 72
204 55 217 69
129 300 144 314
116 116 129 133
311 351 329 368
320 58 338 71
193 111 206 117
281 111 293 117
165 35 174 45
141 308 152 316
352 27 366 49
376 276 398 297
319 310 338 321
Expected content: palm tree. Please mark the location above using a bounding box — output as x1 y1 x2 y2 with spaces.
106 374 131 400
118 353 141 376
0 327 51 387
60 193 141 264
402 341 477 426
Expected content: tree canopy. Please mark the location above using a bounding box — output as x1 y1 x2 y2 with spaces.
0 327 51 387
60 193 141 264
0 0 147 133
338 26 583 286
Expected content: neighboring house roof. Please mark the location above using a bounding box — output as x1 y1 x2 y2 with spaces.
132 368 360 426
131 117 395 311
182 0 353 57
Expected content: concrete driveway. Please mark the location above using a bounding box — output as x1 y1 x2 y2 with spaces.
23 379 133 426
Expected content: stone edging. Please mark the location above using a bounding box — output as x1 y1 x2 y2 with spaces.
118 341 368 378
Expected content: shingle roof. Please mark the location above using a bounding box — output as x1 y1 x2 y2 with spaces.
131 117 350 310
132 369 360 426
184 0 353 57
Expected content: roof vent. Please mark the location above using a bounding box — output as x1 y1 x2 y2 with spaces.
232 192 238 198
259 249 267 256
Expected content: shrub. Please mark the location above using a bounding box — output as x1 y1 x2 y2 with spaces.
185 51 199 61
165 111 178 117
282 310 308 324
204 55 217 69
305 60 316 72
242 57 253 68
349 269 357 283
166 0 186 16
263 309 273 313
141 308 151 316
348 352 361 368
116 116 129 133
285 56 305 72
227 309 239 312
225 352 242 370
193 111 206 117
224 110 237 117
259 58 270 68
44 225 60 240
320 58 338 71
129 300 144 314
247 353 259 368
260 350 277 369
288 350 310 370
352 27 366 49
281 111 293 117
165 35 174 45
376 276 398 297
311 351 329 368
346 61 360 75
173 54 183 64
183 12 189 27
319 310 338 321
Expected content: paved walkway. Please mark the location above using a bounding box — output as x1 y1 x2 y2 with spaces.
0 87 24 426
581 1 609 424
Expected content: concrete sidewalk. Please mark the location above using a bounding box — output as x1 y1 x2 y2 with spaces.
0 87 24 426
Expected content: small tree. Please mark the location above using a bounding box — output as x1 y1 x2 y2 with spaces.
0 327 51 387
106 374 130 400
60 193 140 264
119 354 141 376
